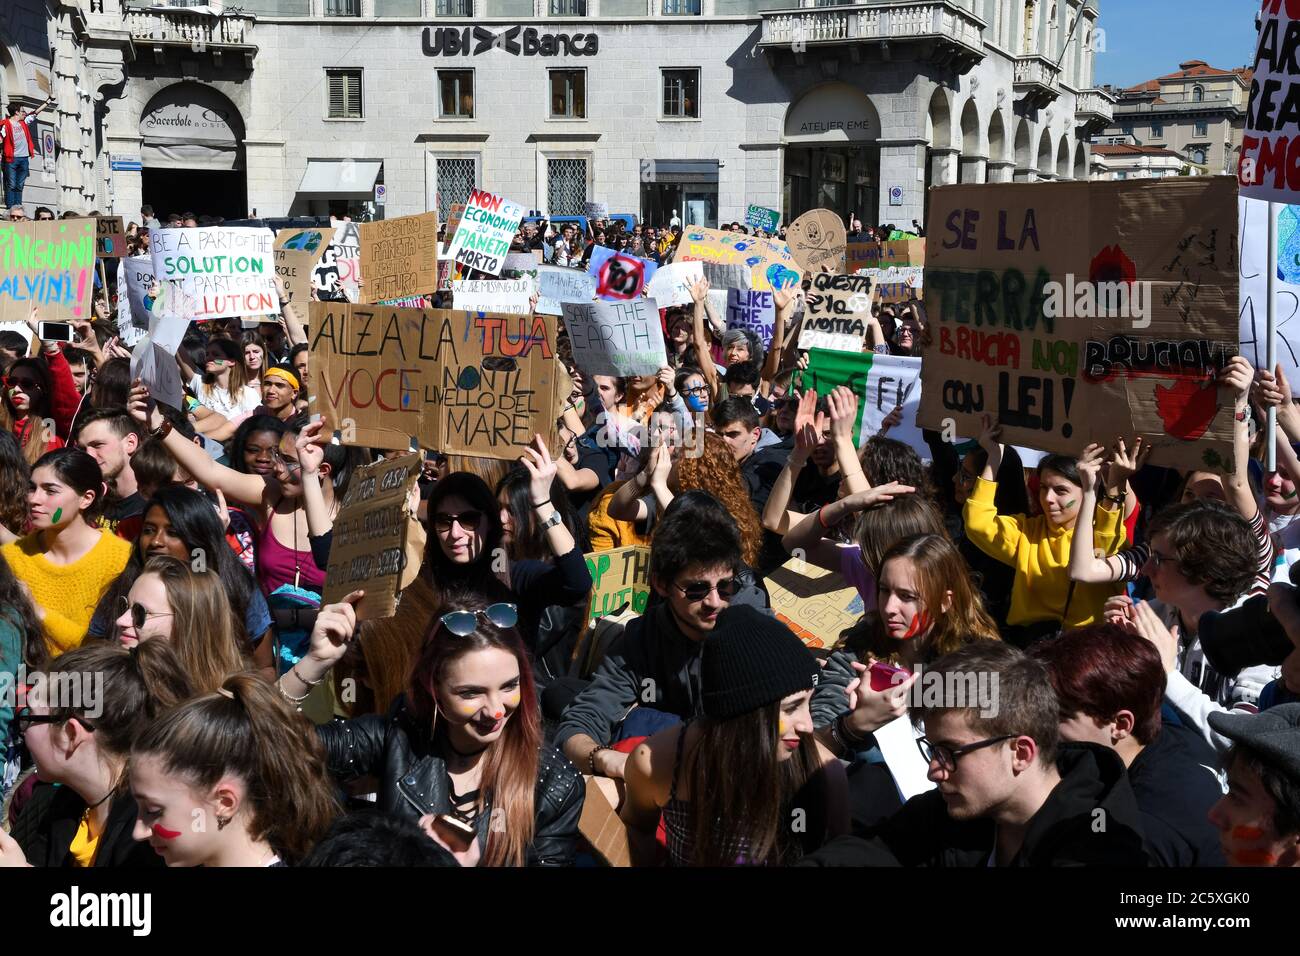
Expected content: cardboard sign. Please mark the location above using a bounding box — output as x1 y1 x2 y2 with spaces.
584 201 609 219
310 304 558 460
561 298 668 377
644 260 703 307
764 557 863 652
745 204 780 233
95 217 127 259
671 226 803 292
862 265 924 304
1239 196 1300 381
130 336 185 412
151 226 278 319
322 453 422 620
446 188 524 277
445 203 466 237
537 265 596 304
799 272 874 352
117 254 156 346
700 262 751 291
1239 4 1300 202
787 208 847 274
725 289 775 347
584 545 651 623
359 212 439 303
452 278 534 315
858 353 925 457
579 776 632 867
0 219 95 324
846 238 926 273
587 246 658 301
918 179 1238 470
796 347 873 445
314 222 361 302
275 227 334 307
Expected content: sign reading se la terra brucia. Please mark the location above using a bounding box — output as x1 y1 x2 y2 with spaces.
422 26 598 57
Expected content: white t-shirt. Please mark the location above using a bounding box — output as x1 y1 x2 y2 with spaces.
189 374 261 420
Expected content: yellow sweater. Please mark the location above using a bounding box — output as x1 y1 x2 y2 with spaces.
587 481 651 552
2 531 133 655
963 476 1125 629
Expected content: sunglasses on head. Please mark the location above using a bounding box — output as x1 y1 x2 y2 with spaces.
439 603 519 636
675 577 741 602
433 509 483 533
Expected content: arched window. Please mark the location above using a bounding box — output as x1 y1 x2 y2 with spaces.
1192 85 1204 102
1192 148 1207 165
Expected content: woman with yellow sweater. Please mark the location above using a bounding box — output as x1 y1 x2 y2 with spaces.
1 448 132 655
963 415 1126 647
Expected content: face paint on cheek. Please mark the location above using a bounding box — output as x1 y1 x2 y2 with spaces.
1284 487 1299 501
1062 500 1077 510
902 609 931 639
51 507 62 523
152 823 181 840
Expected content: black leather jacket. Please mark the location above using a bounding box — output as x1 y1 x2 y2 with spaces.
317 694 584 866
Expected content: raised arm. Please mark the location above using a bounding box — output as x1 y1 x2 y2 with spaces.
761 390 817 536
689 277 720 401
295 419 334 537
1068 443 1128 584
275 275 309 347
826 385 869 495
521 434 578 560
760 286 795 393
783 483 915 573
1219 357 1259 524
961 414 1023 566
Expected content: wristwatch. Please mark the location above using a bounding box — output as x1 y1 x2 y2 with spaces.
538 510 563 532
150 419 173 441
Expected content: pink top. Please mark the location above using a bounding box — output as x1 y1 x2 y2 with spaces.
256 516 326 595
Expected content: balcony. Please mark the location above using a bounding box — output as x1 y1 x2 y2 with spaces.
1013 54 1061 109
125 7 257 67
1074 87 1116 134
759 1 986 74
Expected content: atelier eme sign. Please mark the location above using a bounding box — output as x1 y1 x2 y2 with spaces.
422 26 599 57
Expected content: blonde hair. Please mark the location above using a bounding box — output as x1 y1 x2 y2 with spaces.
137 555 249 693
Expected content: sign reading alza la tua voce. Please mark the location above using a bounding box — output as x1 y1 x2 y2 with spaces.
422 26 598 57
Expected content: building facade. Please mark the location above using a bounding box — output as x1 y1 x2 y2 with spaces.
48 0 1110 228
1089 141 1187 181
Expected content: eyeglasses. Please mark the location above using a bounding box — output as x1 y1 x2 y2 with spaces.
270 451 302 475
1148 549 1181 569
683 385 709 397
13 706 74 735
439 603 519 636
433 509 483 533
674 578 741 602
916 734 1018 772
118 595 174 631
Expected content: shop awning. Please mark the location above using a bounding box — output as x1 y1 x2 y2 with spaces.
296 159 383 198
650 160 719 184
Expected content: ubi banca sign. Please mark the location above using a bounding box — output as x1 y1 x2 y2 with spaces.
422 26 598 57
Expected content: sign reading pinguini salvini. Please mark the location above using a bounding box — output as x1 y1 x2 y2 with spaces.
422 26 598 57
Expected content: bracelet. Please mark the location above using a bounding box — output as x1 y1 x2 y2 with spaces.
291 663 325 687
276 676 311 704
817 504 833 529
587 745 608 775
532 498 552 509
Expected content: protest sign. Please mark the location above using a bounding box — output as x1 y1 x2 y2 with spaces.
745 204 780 233
584 545 651 623
1239 3 1300 202
918 179 1239 470
359 212 439 303
117 254 155 346
587 245 658 300
579 776 633 867
561 298 668 377
584 201 609 219
862 265 924 304
0 218 95 324
446 203 466 237
671 226 802 292
858 353 925 456
130 336 185 412
796 347 872 445
313 221 361 302
452 278 534 315
701 261 750 291
1240 196 1300 380
787 208 847 274
537 264 596 304
310 303 559 460
322 453 422 620
725 289 775 347
275 227 333 307
446 188 524 277
799 272 874 352
764 556 863 652
846 238 926 273
503 251 541 273
95 217 127 259
151 226 278 320
645 260 703 306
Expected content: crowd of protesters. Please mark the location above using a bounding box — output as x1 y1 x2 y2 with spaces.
0 202 1297 872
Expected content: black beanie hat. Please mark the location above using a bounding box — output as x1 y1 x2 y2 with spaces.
702 606 819 720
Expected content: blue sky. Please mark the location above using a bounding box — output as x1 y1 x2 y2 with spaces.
1093 0 1261 88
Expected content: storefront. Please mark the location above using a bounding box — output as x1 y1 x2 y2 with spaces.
139 82 247 220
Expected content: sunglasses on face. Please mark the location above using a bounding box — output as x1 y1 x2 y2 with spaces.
118 595 174 631
433 509 483 533
439 603 519 636
4 376 42 392
675 577 741 602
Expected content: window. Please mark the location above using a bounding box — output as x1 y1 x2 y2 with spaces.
436 157 476 221
549 0 586 13
662 69 700 119
325 0 360 15
438 70 474 119
435 0 473 14
1192 147 1207 165
1194 120 1208 137
1150 122 1163 138
662 0 701 13
326 69 363 120
1192 85 1205 102
549 70 586 119
548 158 588 215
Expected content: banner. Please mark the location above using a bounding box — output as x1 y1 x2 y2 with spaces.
95 217 127 259
862 265 924 304
359 212 439 303
725 289 775 347
846 238 926 273
313 221 361 302
311 304 559 460
446 188 524 277
0 219 95 324
561 298 668 376
1239 2 1300 202
787 208 847 274
537 264 596 304
151 226 278 320
799 272 874 352
1239 195 1300 381
322 453 422 620
671 226 802 292
452 278 534 315
644 260 702 307
858 353 925 456
796 347 872 446
275 227 333 308
587 245 658 301
584 545 651 623
918 179 1238 470
745 204 780 233
764 557 863 651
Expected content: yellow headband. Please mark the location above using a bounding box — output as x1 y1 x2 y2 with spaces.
264 367 300 391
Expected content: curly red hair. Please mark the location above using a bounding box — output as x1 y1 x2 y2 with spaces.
674 431 763 567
